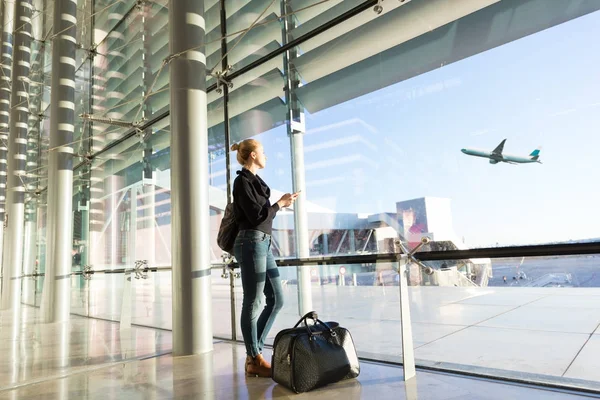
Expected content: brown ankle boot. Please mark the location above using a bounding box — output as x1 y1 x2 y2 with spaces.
246 354 272 378
256 354 271 369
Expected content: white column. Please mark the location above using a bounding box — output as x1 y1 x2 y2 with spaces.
22 0 44 307
290 133 313 314
282 0 313 315
0 0 15 286
169 0 213 355
1 0 33 311
41 0 78 322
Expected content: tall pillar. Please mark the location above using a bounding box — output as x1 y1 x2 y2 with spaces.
77 0 95 277
169 0 213 355
290 133 312 311
0 0 15 295
141 1 155 267
282 0 312 315
22 0 44 307
88 53 106 269
41 0 77 322
87 8 123 272
1 0 33 311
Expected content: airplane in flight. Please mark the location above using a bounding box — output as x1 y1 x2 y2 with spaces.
461 139 542 164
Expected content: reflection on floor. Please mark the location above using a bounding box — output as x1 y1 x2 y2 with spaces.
50 271 600 385
0 307 172 391
0 307 593 399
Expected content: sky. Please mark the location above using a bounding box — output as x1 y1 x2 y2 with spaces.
223 9 600 248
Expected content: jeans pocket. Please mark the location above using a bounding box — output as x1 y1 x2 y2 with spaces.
247 237 267 244
241 232 268 245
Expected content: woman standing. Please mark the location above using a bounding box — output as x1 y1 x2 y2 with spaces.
231 139 298 377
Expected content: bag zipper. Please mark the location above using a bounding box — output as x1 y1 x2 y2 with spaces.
290 336 297 392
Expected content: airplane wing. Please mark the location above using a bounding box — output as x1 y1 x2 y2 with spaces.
492 139 507 155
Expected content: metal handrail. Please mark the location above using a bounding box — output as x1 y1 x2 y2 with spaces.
20 263 234 279
274 241 600 265
19 241 600 279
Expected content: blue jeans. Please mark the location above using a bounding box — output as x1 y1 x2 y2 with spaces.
234 229 284 357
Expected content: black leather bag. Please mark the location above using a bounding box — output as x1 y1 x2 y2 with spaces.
272 311 360 393
217 203 238 254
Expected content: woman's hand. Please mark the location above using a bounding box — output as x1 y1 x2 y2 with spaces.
277 192 299 208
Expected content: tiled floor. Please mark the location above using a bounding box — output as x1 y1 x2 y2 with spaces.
0 308 593 399
0 309 172 391
21 274 600 386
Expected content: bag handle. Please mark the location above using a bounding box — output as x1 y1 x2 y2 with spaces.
293 311 337 338
293 311 318 328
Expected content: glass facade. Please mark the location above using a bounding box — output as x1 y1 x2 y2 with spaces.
0 0 599 392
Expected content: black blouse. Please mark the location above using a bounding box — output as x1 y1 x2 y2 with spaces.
232 168 280 235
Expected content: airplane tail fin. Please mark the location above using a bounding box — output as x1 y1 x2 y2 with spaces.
530 148 541 161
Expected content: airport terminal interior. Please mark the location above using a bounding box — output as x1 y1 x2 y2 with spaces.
0 0 599 398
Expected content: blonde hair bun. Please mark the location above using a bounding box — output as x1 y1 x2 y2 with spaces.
232 139 260 165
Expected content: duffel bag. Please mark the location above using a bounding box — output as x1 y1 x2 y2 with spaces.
271 311 360 393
